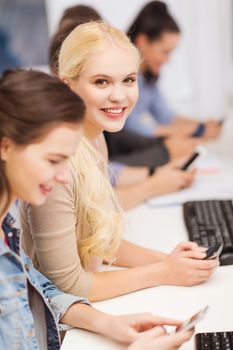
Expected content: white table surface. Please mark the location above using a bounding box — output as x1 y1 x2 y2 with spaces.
62 201 233 350
61 120 233 350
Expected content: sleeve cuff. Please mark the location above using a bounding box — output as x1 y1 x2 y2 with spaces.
50 293 91 331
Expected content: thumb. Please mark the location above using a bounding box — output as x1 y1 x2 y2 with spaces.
139 326 166 340
173 241 198 253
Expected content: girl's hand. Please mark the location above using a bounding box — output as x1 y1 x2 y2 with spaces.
128 326 193 350
162 242 219 286
102 313 182 343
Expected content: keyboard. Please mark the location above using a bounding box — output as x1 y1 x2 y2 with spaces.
183 200 233 265
195 332 233 350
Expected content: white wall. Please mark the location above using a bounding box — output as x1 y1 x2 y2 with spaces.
45 0 233 117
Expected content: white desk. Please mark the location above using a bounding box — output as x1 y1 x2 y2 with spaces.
61 201 233 350
61 121 233 350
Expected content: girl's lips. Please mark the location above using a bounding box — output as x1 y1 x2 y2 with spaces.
39 184 53 195
100 107 127 119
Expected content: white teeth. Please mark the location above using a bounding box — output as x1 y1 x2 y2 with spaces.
103 108 123 114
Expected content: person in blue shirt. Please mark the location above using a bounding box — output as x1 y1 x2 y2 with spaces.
0 68 193 350
125 0 222 139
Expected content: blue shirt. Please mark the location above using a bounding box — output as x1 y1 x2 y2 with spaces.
0 213 90 350
125 75 175 136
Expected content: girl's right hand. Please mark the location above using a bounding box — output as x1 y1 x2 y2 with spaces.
151 163 195 195
162 242 219 286
128 326 193 350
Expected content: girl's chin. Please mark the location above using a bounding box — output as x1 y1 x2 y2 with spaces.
29 195 47 206
103 121 126 133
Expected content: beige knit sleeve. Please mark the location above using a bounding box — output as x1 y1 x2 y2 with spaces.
20 166 93 298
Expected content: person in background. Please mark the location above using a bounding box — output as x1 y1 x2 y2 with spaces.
20 22 218 305
0 0 49 72
0 68 192 350
124 0 222 139
49 4 197 210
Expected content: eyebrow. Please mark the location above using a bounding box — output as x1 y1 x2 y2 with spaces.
91 72 138 79
47 153 69 159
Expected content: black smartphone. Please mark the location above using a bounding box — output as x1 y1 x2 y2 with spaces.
218 118 225 125
176 306 209 332
204 243 223 260
180 151 200 171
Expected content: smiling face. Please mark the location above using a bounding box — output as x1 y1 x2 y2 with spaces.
2 123 82 205
138 31 180 75
68 44 139 138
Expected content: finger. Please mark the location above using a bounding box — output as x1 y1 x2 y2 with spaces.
132 314 183 328
171 156 189 168
169 329 194 345
146 316 183 327
195 259 220 270
175 241 199 252
148 329 193 349
181 250 207 260
139 326 166 340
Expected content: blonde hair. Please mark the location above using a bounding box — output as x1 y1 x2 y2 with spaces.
59 20 140 79
58 21 139 268
71 137 124 268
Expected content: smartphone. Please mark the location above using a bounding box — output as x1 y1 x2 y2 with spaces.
218 115 226 125
180 151 200 171
218 118 225 125
176 306 209 332
204 243 223 260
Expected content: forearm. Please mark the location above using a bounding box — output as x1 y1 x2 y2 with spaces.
88 262 167 301
115 166 148 187
114 240 167 267
61 302 112 335
155 117 198 137
155 124 174 137
115 177 161 210
175 116 199 126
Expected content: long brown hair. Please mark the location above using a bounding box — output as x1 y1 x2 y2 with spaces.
0 69 85 216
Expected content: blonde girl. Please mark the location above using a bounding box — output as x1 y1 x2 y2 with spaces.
20 22 218 302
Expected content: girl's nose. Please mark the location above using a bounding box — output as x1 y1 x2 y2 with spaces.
109 85 126 103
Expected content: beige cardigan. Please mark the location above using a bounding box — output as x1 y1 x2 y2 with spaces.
20 136 108 298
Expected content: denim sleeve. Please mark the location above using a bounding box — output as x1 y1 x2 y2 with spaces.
50 293 91 331
149 86 175 126
22 252 91 331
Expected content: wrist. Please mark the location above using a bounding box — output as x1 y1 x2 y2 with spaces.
141 262 169 288
157 260 170 285
145 176 161 198
155 125 171 137
147 174 164 197
92 312 113 336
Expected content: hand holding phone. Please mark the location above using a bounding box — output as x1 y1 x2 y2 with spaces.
176 306 209 332
203 243 223 260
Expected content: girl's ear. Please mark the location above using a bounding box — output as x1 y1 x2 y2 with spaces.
136 33 150 49
0 137 13 161
60 75 70 86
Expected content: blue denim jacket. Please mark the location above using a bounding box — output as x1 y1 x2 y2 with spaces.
0 213 90 350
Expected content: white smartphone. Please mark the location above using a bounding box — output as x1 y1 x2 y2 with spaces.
176 306 209 332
